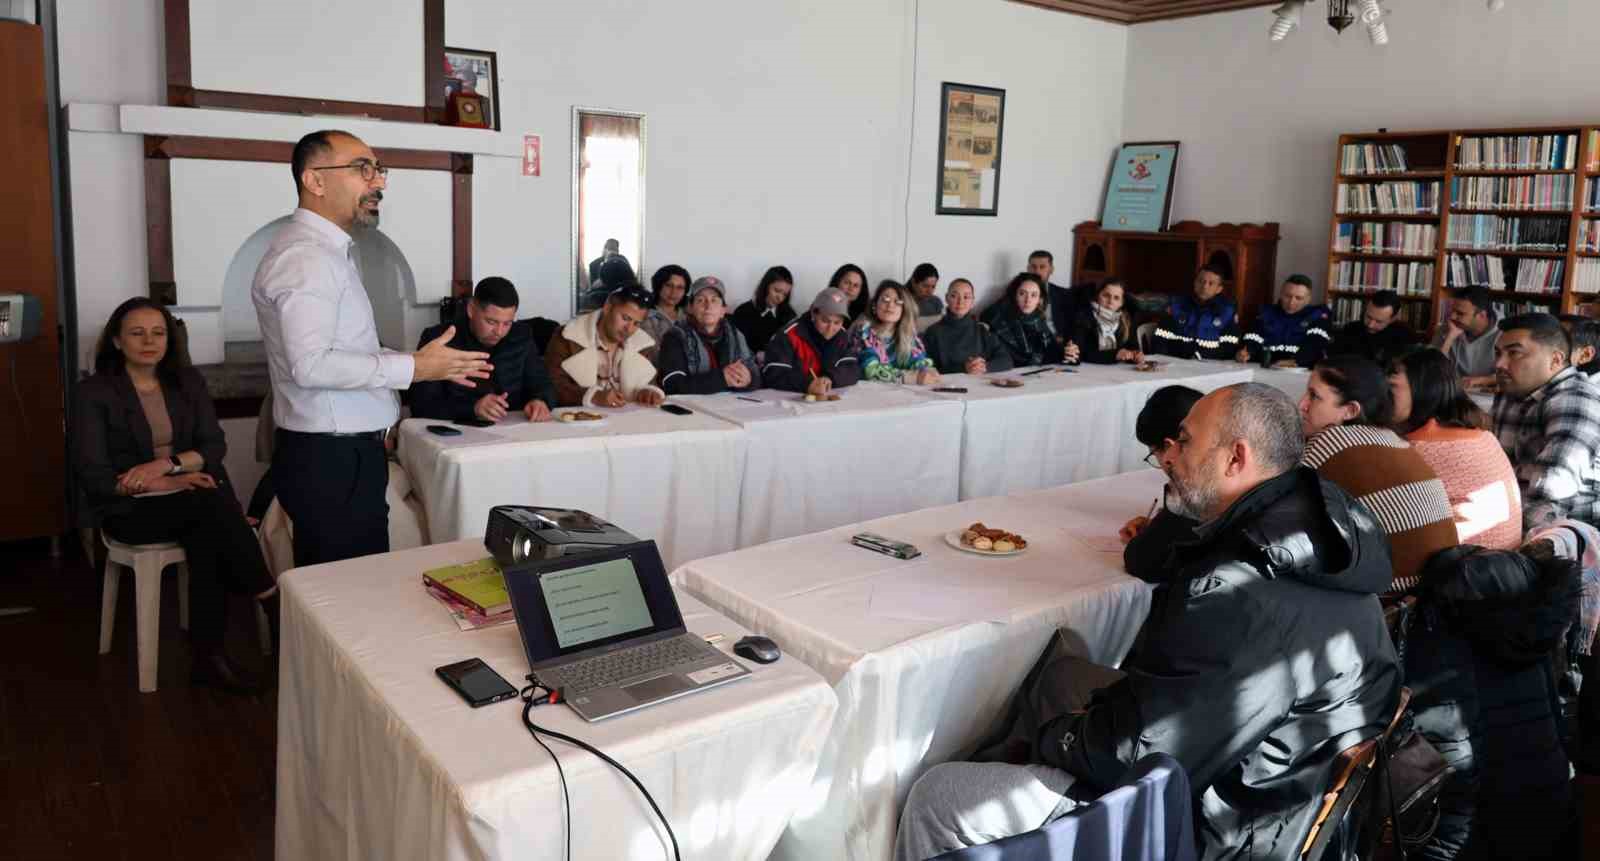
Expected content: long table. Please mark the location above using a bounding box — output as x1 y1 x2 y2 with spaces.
397 405 746 569
275 539 839 861
670 469 1165 861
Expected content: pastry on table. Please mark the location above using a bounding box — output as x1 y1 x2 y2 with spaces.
959 521 1027 552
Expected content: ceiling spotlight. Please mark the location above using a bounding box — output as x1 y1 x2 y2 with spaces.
1358 0 1388 45
1269 1 1305 41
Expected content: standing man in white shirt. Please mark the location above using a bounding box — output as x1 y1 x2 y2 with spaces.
253 130 490 566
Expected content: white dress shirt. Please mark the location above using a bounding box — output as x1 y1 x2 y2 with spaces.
252 208 415 433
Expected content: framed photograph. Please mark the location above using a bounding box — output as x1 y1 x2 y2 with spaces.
936 82 1005 216
1100 141 1180 232
443 48 499 130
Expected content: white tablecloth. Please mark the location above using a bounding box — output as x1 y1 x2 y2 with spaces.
397 405 746 570
948 360 1255 499
670 470 1165 861
677 387 966 547
276 539 839 861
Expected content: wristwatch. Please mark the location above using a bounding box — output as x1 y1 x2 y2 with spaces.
167 456 183 475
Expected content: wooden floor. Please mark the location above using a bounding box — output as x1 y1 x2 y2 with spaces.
1 536 1597 859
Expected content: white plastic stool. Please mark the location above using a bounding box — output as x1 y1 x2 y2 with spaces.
99 534 189 693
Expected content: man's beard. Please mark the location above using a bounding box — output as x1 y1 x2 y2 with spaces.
354 191 382 228
1167 463 1222 521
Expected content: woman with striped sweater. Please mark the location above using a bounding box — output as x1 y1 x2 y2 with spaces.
1299 354 1458 592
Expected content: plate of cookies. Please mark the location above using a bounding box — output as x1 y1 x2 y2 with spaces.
798 393 843 403
990 378 1024 389
1131 360 1164 373
946 522 1029 556
555 409 608 425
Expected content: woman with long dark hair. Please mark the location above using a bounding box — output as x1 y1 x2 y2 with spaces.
1387 348 1521 549
828 263 870 324
74 297 276 693
730 265 798 355
1299 354 1456 591
1065 278 1142 364
640 264 690 346
988 273 1063 367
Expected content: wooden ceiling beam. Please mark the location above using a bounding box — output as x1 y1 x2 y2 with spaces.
1009 0 1282 24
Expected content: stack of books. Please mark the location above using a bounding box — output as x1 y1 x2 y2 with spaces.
1577 260 1600 295
1488 299 1559 317
423 557 515 631
1446 254 1565 294
1336 181 1440 215
1335 221 1437 254
1340 143 1411 174
1446 214 1568 252
1454 133 1577 170
1451 175 1574 210
1333 260 1435 295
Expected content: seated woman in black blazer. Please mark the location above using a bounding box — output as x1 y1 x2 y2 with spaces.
75 298 276 694
1064 278 1144 365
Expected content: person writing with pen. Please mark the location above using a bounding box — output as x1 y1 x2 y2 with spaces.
1118 385 1204 583
74 297 279 694
762 287 861 395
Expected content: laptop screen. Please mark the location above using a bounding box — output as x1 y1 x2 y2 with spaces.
539 555 654 650
506 540 687 667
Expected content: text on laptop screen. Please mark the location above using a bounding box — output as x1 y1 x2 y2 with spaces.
539 556 655 650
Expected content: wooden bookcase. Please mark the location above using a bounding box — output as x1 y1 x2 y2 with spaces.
1327 124 1600 337
1071 220 1281 327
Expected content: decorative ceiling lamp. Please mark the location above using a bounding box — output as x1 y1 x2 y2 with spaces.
1272 0 1394 44
1326 0 1356 33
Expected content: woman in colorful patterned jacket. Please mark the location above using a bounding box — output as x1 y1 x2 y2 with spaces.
852 281 940 385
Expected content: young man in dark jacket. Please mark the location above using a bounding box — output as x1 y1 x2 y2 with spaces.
761 287 860 395
923 278 1013 375
656 276 757 395
1326 290 1418 365
896 383 1401 861
1148 264 1241 361
410 277 556 423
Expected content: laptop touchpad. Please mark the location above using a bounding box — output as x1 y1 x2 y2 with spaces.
623 674 691 703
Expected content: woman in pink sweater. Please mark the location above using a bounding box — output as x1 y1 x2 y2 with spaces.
1388 349 1522 549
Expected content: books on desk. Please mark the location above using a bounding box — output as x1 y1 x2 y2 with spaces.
423 557 515 630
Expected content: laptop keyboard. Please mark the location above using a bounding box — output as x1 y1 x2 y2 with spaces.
552 637 712 693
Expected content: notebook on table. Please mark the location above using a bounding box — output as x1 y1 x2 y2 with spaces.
504 540 750 722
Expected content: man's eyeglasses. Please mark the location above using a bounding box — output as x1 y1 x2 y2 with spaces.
1143 437 1176 468
309 159 388 182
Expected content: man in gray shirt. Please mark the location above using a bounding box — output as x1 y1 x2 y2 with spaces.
1434 286 1498 391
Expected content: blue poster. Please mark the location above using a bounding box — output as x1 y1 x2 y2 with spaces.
1100 142 1180 233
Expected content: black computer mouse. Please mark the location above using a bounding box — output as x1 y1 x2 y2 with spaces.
734 635 781 664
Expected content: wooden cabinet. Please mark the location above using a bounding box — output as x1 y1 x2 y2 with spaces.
1070 220 1280 326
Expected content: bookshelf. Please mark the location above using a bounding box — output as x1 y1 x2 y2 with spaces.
1327 125 1600 334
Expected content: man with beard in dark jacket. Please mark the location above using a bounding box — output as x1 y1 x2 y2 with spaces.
410 277 555 423
895 383 1401 861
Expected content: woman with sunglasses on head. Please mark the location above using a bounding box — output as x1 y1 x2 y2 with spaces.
1119 385 1205 583
853 281 940 385
75 298 278 694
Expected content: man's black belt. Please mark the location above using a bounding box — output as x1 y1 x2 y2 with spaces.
279 427 388 444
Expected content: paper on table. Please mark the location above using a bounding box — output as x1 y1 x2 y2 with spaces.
867 576 1017 624
1066 532 1125 555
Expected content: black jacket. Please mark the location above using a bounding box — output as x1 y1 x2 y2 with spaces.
988 306 1063 367
1123 505 1198 584
410 317 556 422
1049 282 1087 338
760 316 860 393
1037 467 1401 860
922 314 1014 374
73 368 233 521
1326 319 1419 366
656 323 757 396
1065 311 1139 364
730 301 796 355
1405 546 1579 861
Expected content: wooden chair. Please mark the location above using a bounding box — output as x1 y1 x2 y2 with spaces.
1301 687 1413 859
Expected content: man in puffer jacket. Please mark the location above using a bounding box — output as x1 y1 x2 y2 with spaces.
1405 544 1581 861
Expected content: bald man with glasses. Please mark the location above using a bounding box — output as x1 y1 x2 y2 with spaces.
252 129 490 566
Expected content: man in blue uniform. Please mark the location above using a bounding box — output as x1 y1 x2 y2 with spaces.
1148 264 1239 360
1236 274 1332 368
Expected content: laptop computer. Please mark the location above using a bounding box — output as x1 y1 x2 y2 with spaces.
504 540 751 722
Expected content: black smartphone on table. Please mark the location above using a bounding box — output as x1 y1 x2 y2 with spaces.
661 404 694 416
457 417 495 427
436 657 518 707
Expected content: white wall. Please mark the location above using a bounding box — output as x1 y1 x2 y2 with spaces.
1122 0 1600 293
58 0 1128 358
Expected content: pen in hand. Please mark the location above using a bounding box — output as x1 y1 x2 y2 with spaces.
1145 497 1159 520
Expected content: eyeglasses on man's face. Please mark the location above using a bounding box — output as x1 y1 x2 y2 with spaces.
310 159 388 183
1143 438 1175 468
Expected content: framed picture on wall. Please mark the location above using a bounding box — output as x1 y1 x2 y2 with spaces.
443 47 500 130
935 82 1005 216
1100 141 1180 232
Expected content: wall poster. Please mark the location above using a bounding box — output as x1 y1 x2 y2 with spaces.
1100 141 1180 232
936 82 1005 216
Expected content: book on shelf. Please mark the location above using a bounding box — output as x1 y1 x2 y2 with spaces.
421 556 511 617
1340 143 1411 174
1453 133 1577 170
1578 259 1600 295
1335 221 1437 255
1331 260 1434 296
1445 214 1568 252
1451 175 1573 210
1587 179 1600 212
1445 253 1565 294
1581 220 1600 253
1335 181 1440 215
1589 130 1600 172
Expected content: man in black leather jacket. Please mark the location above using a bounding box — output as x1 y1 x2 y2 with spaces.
896 383 1401 861
410 277 557 424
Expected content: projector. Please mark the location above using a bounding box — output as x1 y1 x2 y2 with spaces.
484 505 642 568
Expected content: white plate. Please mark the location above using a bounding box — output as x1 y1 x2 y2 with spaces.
794 394 843 404
553 410 609 426
944 529 1028 557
